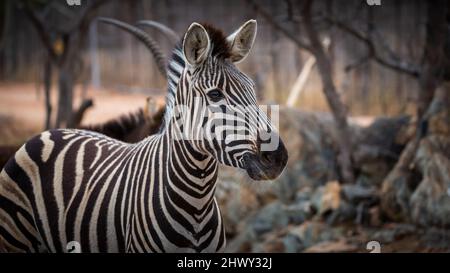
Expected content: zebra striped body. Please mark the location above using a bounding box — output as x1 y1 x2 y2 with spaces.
0 126 223 252
0 45 222 253
0 20 288 253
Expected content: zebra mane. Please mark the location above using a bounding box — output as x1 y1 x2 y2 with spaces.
201 24 231 59
160 23 231 131
161 42 184 131
81 109 146 139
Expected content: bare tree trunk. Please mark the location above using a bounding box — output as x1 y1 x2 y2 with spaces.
43 56 52 129
380 0 449 221
22 0 108 129
0 0 12 51
248 0 355 183
56 64 74 128
417 0 448 121
302 0 355 183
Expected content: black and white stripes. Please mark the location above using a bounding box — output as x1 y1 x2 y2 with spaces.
0 20 288 253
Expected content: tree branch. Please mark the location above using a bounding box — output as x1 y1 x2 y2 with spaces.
246 0 312 51
327 17 421 78
302 0 355 183
21 1 57 60
68 0 109 34
61 0 109 67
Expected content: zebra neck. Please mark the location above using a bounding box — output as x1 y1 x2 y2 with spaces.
159 45 220 217
161 125 219 217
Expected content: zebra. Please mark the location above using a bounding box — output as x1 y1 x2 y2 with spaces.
0 19 288 253
0 97 164 170
80 97 165 143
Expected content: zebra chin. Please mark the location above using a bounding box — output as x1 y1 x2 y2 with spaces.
242 139 288 181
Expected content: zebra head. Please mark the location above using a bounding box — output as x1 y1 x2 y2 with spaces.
170 20 288 180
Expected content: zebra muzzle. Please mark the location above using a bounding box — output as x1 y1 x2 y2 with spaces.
242 137 288 181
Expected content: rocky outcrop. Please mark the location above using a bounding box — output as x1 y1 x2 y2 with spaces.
410 135 450 227
381 85 450 227
273 108 344 201
218 102 450 252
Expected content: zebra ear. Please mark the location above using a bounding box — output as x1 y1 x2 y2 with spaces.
227 20 257 63
182 23 211 66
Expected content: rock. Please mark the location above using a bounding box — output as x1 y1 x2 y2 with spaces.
226 185 259 232
215 179 260 236
294 186 313 203
368 206 382 227
372 223 416 244
354 116 412 159
352 116 413 186
341 184 378 204
311 181 341 215
253 239 286 253
326 200 357 225
230 221 286 253
380 138 419 222
224 228 257 253
357 161 392 187
284 221 342 249
420 227 450 251
282 232 305 253
272 221 353 253
381 135 450 226
380 86 450 227
410 135 450 227
273 108 341 202
303 240 358 253
425 84 450 136
248 202 290 235
285 222 324 250
252 231 287 253
284 202 313 225
380 169 413 222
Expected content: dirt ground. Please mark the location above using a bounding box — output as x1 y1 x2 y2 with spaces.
0 83 164 145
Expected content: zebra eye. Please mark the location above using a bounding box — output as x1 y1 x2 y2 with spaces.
207 89 224 102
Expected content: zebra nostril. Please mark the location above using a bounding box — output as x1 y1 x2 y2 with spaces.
261 151 272 164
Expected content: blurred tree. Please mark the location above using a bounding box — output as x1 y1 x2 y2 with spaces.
248 0 356 183
249 0 450 185
329 0 449 202
19 0 108 128
0 0 12 52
